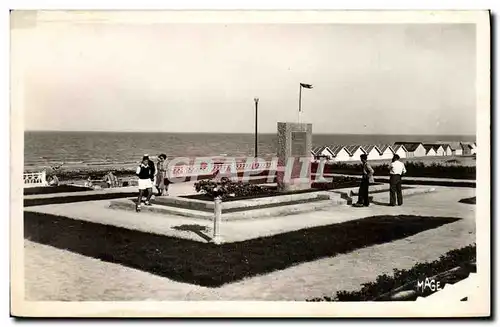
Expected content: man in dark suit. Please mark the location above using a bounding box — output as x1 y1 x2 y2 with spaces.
353 154 374 207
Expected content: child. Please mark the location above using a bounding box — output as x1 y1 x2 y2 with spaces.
135 155 155 212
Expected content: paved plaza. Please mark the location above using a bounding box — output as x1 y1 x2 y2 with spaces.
23 184 475 301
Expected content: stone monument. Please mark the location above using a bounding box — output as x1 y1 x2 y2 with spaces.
276 122 313 192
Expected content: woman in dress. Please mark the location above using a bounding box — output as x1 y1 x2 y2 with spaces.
155 154 168 196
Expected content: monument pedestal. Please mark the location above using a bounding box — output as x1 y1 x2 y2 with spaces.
276 122 313 192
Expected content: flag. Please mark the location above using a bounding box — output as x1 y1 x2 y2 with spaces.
300 83 313 89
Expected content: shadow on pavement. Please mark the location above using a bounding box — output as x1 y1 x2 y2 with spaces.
172 224 212 242
24 211 460 287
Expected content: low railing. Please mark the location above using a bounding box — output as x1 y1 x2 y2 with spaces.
23 171 48 187
22 160 321 187
21 162 280 188
169 161 278 177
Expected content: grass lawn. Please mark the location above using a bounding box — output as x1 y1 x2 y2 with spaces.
24 191 138 207
459 197 476 205
24 211 459 287
308 244 476 302
24 185 93 196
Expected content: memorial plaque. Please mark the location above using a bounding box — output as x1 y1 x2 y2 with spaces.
291 131 307 156
277 122 312 192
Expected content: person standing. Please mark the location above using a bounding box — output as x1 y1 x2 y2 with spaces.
155 154 169 196
104 170 118 188
85 176 93 188
389 154 406 206
135 155 155 212
145 154 156 186
48 174 59 187
354 154 374 207
143 154 156 201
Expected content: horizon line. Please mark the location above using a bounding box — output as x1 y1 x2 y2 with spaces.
24 130 477 137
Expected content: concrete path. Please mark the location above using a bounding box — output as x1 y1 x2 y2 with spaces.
329 173 475 183
23 187 476 301
23 181 198 201
24 186 455 244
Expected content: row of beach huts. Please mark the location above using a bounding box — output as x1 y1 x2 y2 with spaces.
310 141 477 162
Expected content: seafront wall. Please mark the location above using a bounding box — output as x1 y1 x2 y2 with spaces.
23 154 476 188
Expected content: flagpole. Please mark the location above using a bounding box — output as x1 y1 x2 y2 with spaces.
254 97 259 158
298 83 302 123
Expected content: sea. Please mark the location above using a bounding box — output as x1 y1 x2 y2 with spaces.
24 131 476 170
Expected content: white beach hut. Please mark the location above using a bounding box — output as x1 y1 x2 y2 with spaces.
375 144 396 160
460 142 475 155
471 142 477 154
329 145 351 162
311 146 334 162
363 145 382 161
394 142 426 158
440 144 453 156
392 144 408 159
445 142 463 156
431 144 445 156
344 145 367 162
423 144 437 157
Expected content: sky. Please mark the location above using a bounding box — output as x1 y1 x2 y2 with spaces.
14 15 477 135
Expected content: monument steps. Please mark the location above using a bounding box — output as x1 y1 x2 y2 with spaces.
109 199 214 220
109 196 348 221
153 191 335 212
332 185 437 205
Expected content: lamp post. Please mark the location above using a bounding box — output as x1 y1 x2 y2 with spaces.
254 97 259 158
212 195 223 244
